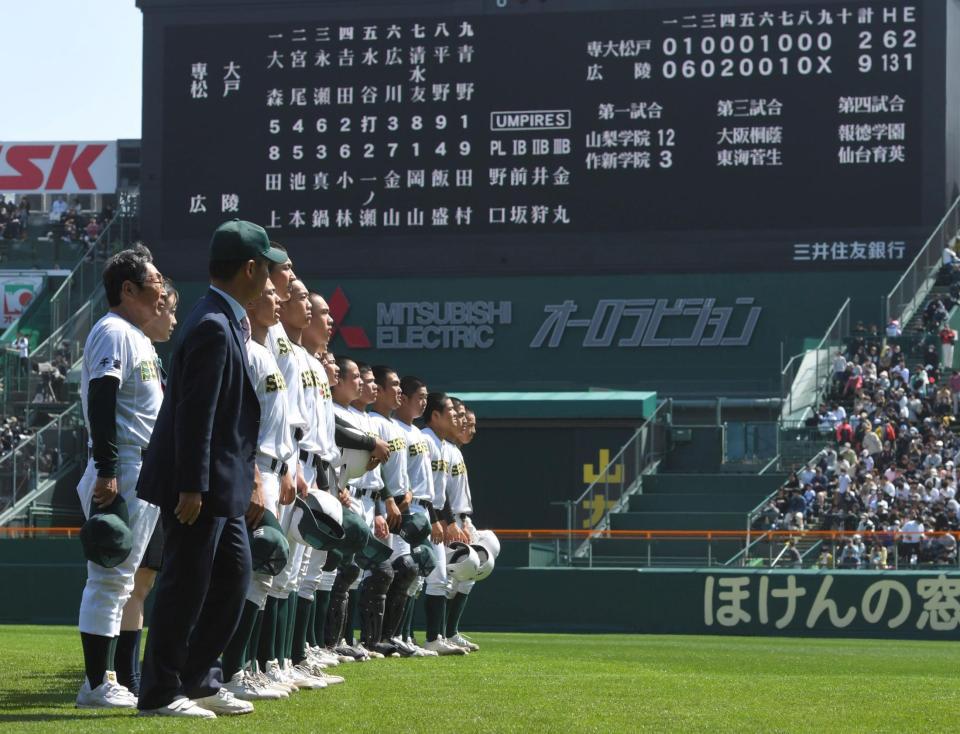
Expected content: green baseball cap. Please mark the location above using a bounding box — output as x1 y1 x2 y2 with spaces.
249 509 290 576
80 496 133 568
294 493 346 551
210 219 287 264
410 541 437 576
338 510 372 555
394 512 431 547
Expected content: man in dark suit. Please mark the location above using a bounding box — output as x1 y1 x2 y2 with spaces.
136 220 287 718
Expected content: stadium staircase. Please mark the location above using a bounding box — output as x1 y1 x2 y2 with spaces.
0 209 136 526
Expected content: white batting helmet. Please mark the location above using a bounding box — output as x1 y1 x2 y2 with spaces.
445 541 480 582
340 447 371 482
289 489 344 548
470 543 495 581
475 529 501 559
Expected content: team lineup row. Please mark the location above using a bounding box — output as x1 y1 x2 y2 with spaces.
74 219 498 718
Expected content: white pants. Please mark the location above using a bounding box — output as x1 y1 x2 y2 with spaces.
944 343 955 369
446 516 475 598
77 456 160 637
388 502 429 561
425 537 449 597
247 469 282 607
269 501 307 599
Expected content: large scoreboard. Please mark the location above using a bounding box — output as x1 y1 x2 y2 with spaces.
139 0 957 280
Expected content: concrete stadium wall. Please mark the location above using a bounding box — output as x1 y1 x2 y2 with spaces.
3 539 958 640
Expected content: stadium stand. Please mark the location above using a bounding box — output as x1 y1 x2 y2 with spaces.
759 249 960 569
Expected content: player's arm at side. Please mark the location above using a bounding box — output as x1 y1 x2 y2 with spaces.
173 317 227 523
87 376 120 507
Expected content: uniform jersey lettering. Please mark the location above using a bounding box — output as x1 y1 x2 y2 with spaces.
139 360 159 382
275 336 291 356
451 462 467 477
387 436 406 454
265 372 287 393
408 440 428 457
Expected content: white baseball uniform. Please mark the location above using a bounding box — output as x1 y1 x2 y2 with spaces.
369 412 411 559
446 443 476 596
246 339 295 607
421 426 451 597
77 312 162 637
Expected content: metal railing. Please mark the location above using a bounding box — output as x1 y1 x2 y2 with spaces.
1 289 107 419
552 400 672 560
740 447 829 566
0 403 84 523
885 195 960 327
47 211 123 338
501 529 960 570
780 298 851 422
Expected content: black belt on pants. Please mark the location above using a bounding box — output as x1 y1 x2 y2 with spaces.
260 456 288 477
415 498 433 510
352 486 381 500
299 449 325 471
457 513 471 522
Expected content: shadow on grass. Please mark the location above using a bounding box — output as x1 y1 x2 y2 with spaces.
0 667 90 712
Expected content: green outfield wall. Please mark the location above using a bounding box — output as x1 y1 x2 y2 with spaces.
4 539 958 640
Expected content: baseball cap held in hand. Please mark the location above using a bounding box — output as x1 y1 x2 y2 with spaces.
80 495 133 568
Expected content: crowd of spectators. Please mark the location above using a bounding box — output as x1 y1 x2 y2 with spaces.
0 200 30 241
47 197 111 247
761 289 960 568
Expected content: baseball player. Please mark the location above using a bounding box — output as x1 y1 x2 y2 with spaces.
258 278 329 690
295 293 363 663
338 362 402 658
393 376 445 657
220 280 302 700
328 357 396 655
368 366 431 656
76 245 166 708
420 392 470 655
114 278 178 697
444 400 480 651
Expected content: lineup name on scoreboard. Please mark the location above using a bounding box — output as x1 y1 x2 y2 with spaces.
0 142 117 194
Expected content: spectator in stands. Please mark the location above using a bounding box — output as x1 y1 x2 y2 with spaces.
13 332 29 378
940 324 957 369
17 199 29 240
838 538 862 568
84 219 101 243
899 512 925 564
50 197 67 223
886 319 902 337
869 540 888 569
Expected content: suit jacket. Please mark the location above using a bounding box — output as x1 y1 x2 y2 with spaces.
137 289 260 518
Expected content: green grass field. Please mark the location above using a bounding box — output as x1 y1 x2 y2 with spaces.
2 627 959 733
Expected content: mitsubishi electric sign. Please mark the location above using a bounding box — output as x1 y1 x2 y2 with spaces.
327 285 761 352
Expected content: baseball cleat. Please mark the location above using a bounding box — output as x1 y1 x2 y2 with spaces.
76 671 138 709
224 671 287 701
334 640 368 662
356 643 384 659
289 664 329 689
248 669 292 697
441 635 472 654
264 659 297 693
422 638 468 656
449 633 480 651
406 637 439 657
191 688 254 715
137 696 216 718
